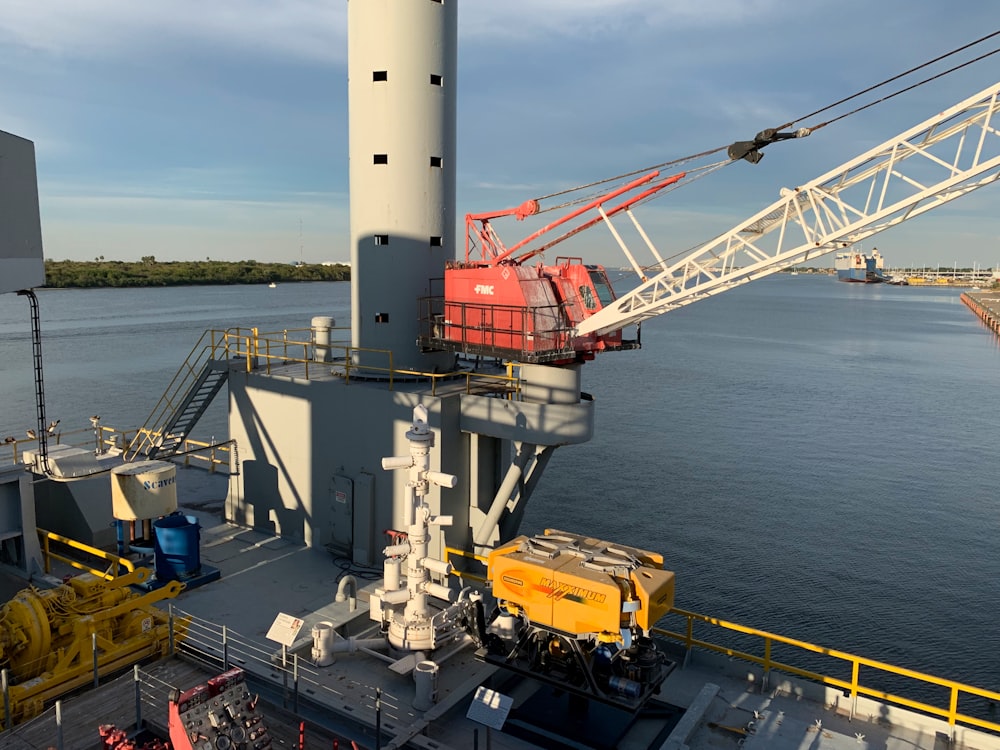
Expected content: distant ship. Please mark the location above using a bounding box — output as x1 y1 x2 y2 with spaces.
835 248 887 282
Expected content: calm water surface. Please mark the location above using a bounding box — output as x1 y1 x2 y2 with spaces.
1 276 997 691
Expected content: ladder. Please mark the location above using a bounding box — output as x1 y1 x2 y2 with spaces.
124 330 232 462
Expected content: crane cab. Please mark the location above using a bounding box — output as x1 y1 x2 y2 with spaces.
419 257 631 364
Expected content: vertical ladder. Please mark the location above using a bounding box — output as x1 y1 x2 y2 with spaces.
17 289 50 474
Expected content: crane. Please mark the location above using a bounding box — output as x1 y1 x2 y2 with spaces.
419 80 1000 360
578 81 1000 338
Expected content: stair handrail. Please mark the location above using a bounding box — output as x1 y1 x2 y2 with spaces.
124 329 233 461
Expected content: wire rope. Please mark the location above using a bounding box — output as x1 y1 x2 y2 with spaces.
525 31 1000 211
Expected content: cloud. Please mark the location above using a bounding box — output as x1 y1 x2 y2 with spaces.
0 0 347 64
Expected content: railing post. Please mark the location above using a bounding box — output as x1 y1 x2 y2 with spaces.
282 645 288 708
55 700 64 750
223 625 229 669
168 604 175 656
293 654 299 714
762 637 771 691
948 685 959 733
683 614 693 668
850 659 860 720
134 665 142 728
2 668 10 733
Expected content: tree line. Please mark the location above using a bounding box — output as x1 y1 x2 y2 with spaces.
42 258 350 288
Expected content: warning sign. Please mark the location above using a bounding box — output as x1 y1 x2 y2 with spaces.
265 612 305 647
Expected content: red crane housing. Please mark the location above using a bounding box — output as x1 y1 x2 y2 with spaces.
419 170 686 364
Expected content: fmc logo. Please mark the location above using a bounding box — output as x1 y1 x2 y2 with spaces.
474 284 495 295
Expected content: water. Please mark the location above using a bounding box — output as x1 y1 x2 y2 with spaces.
1 276 998 691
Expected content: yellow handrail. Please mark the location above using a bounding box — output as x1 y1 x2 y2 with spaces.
37 527 136 580
443 546 489 583
656 607 1000 735
445 551 1000 736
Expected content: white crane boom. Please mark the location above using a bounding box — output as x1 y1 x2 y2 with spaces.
576 81 1000 337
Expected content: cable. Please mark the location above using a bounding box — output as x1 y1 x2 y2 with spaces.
776 30 1000 131
803 46 1000 134
528 30 1000 210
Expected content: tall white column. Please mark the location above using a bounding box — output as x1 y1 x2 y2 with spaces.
348 0 457 372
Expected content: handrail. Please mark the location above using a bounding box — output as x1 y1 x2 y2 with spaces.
125 329 229 460
655 607 1000 735
216 327 521 398
37 527 136 580
1 425 138 467
443 546 489 583
439 548 1000 736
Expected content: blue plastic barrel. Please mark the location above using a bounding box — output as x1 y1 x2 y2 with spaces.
153 514 201 581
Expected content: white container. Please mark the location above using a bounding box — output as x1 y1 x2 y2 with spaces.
312 316 335 363
311 621 336 666
111 460 178 520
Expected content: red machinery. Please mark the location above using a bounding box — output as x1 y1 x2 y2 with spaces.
419 170 686 364
168 668 271 750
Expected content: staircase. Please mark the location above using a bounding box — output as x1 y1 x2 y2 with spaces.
125 330 233 462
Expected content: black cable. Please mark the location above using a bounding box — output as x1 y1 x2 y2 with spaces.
530 30 1000 207
776 30 1000 130
804 46 1000 134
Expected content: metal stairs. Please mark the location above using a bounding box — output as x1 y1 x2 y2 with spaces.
125 330 232 462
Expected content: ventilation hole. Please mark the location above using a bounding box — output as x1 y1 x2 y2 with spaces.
430 156 442 168
430 236 443 247
373 154 388 165
430 74 443 86
374 235 389 246
372 70 388 82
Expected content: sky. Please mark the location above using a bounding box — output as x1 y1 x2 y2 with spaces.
1 0 999 270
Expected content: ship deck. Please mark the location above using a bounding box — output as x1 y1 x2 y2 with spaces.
9 467 1000 750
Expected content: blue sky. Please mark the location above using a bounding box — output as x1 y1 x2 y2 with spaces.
2 1 998 269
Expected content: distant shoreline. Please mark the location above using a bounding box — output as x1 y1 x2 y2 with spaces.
41 259 350 289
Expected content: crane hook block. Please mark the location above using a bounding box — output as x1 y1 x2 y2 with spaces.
728 126 812 164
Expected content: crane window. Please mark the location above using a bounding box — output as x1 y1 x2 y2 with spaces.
373 154 388 164
579 285 596 310
588 270 615 307
430 74 443 86
373 71 388 82
430 156 443 167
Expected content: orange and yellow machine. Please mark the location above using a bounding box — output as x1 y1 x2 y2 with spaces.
481 529 676 710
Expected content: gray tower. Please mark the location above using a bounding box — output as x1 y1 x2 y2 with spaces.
348 0 456 372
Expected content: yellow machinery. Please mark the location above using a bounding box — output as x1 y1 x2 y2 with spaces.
0 568 182 728
481 529 676 710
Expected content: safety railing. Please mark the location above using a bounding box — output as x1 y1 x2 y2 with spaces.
129 431 233 473
220 326 522 399
125 329 233 461
37 527 136 580
435 551 1000 737
0 425 138 467
654 607 1000 737
443 547 489 583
